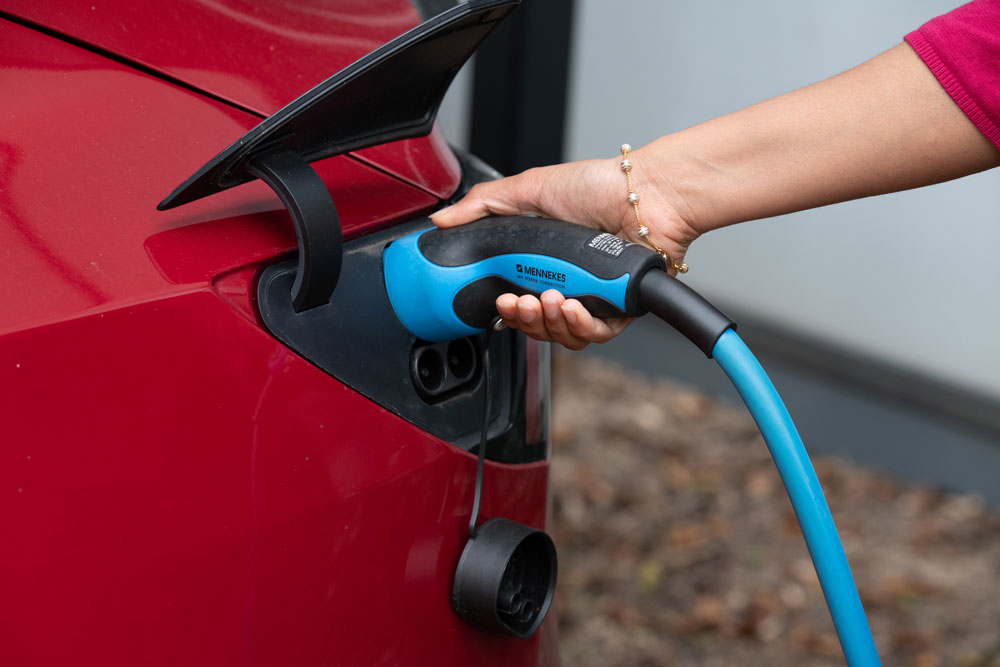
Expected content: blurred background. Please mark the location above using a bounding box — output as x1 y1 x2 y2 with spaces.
429 0 1000 664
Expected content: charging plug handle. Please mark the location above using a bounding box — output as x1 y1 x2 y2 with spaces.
417 216 666 322
385 216 735 346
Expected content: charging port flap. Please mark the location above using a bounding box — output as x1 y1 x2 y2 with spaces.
157 0 521 311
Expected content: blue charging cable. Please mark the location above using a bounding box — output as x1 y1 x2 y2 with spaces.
712 329 880 666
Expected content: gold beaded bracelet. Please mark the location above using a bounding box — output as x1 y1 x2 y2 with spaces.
619 144 688 274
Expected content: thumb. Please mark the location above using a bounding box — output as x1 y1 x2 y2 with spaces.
428 199 486 228
430 172 542 228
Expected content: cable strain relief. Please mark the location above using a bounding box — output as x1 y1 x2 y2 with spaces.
637 269 736 357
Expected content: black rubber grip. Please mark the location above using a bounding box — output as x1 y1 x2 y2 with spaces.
419 216 666 315
637 269 736 357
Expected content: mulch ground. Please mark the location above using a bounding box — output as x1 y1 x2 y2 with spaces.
550 352 1000 667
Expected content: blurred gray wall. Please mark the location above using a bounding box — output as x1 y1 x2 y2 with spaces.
563 0 1000 400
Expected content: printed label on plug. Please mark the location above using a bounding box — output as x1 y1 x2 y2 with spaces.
516 262 567 290
586 233 633 258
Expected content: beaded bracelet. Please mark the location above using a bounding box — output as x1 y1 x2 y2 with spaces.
620 143 688 274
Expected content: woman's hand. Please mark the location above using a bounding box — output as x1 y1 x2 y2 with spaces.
430 152 702 349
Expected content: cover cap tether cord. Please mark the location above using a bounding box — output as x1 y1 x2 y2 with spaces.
468 317 501 538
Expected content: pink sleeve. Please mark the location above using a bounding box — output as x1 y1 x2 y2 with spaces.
905 0 1000 150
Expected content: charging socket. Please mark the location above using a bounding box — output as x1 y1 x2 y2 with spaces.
411 337 480 403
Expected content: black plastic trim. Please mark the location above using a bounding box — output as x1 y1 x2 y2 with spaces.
257 219 543 463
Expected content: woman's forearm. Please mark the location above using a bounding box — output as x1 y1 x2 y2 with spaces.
644 43 1000 234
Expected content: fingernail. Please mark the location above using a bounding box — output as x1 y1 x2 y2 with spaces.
496 294 516 311
429 204 453 219
561 305 577 324
541 296 559 319
518 303 537 324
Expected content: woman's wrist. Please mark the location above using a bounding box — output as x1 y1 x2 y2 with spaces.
628 138 721 239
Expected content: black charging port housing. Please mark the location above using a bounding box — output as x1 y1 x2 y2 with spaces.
411 337 481 403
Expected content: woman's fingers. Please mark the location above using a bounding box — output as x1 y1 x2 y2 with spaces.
560 298 633 343
512 294 553 342
495 293 551 340
495 293 521 330
492 291 631 349
539 291 592 350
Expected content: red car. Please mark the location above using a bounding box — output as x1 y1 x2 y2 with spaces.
2 1 558 664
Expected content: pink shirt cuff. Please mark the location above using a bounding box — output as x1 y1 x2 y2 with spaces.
905 30 1000 150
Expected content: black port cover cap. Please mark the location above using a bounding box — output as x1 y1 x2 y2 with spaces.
452 518 557 638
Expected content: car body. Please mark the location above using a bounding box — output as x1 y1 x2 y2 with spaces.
0 1 557 664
